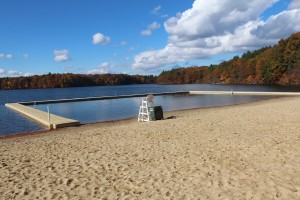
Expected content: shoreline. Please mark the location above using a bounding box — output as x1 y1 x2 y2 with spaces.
0 96 283 140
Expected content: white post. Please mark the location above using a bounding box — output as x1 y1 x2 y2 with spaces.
231 89 233 95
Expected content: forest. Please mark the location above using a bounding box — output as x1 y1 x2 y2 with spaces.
1 32 300 90
158 32 300 85
0 73 156 90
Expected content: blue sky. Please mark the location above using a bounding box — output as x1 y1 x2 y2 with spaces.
0 0 300 77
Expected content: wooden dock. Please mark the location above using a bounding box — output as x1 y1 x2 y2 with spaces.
189 91 300 96
19 91 189 105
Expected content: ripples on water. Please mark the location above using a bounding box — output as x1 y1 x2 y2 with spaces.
1 84 299 136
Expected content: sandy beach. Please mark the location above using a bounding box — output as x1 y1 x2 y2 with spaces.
0 97 300 199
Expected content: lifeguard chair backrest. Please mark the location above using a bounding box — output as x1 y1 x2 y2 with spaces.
147 94 154 102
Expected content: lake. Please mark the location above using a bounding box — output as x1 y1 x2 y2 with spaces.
1 84 299 136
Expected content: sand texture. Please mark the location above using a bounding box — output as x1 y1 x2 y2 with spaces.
0 97 300 199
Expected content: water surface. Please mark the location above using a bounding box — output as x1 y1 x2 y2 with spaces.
1 84 299 136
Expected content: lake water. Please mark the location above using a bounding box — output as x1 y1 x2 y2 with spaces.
1 84 299 136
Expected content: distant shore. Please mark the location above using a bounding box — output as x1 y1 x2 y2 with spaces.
1 96 300 199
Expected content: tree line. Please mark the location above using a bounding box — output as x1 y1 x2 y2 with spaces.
0 73 156 90
158 32 300 85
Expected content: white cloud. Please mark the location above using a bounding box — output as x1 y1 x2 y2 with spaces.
87 62 111 74
54 50 70 62
164 0 277 43
7 70 22 76
133 0 300 71
141 22 161 36
120 41 127 46
0 53 14 59
93 33 110 45
151 5 161 15
141 29 152 36
289 0 300 9
6 54 13 59
251 9 300 39
148 22 160 30
133 44 216 71
0 69 34 77
24 72 34 77
24 53 29 59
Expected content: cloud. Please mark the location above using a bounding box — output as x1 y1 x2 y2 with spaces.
24 53 29 59
120 41 127 46
87 62 111 74
133 0 300 71
6 54 13 59
54 50 70 62
133 44 213 71
148 22 161 30
251 9 300 39
289 0 300 9
23 72 34 77
164 0 277 43
7 70 22 76
151 5 161 15
141 29 152 36
93 33 110 45
0 53 14 59
141 22 161 36
0 68 34 77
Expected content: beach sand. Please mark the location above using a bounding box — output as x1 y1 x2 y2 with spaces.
0 97 300 199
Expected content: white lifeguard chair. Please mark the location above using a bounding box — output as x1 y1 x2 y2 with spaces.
138 95 154 122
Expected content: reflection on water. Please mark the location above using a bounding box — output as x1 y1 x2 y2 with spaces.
33 94 277 124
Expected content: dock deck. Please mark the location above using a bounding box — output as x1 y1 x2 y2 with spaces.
19 91 189 105
189 91 300 96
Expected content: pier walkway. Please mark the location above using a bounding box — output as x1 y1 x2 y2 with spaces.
5 103 80 129
189 91 300 96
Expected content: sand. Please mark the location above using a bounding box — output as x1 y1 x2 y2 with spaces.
0 96 300 200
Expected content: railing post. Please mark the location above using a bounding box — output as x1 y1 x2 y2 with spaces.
47 106 51 125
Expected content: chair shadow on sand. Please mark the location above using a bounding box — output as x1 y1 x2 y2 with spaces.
164 116 176 120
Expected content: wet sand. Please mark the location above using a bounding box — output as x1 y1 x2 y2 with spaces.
0 97 300 199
